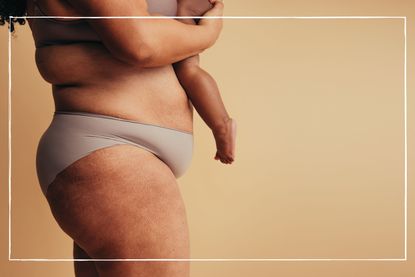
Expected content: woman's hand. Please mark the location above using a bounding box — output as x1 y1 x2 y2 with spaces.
198 0 224 48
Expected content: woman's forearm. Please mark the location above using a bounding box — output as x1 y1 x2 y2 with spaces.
128 16 217 67
67 0 223 67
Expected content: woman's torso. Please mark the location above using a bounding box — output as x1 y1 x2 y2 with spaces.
26 0 193 133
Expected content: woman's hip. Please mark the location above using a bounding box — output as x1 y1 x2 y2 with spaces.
36 111 194 197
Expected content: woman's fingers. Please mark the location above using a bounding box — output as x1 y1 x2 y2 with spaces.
204 0 224 17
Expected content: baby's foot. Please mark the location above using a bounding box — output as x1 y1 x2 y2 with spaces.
213 117 237 164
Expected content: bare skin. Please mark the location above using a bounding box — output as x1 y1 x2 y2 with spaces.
26 0 224 276
48 145 191 276
174 0 237 164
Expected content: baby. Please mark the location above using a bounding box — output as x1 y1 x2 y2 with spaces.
173 0 237 164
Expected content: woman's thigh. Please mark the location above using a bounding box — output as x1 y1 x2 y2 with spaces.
73 241 99 277
46 144 190 277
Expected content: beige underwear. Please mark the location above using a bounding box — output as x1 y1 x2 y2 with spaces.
36 111 193 197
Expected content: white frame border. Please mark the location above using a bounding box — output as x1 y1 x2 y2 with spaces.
7 15 408 262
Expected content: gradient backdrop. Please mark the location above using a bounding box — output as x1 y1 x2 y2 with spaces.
1 0 414 276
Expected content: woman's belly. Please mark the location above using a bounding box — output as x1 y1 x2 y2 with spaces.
35 42 193 133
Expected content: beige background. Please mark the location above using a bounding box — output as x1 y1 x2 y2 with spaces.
1 0 414 276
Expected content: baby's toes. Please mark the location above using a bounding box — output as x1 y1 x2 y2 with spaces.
214 152 220 160
220 156 228 164
225 151 234 161
216 152 226 163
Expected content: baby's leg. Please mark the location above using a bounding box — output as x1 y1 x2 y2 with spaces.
174 56 236 163
174 0 237 163
174 57 229 130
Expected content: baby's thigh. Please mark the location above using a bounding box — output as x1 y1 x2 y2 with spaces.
46 144 190 276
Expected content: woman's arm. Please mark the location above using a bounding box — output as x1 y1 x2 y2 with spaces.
66 0 224 67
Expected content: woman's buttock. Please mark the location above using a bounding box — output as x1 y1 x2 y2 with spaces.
36 42 193 133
